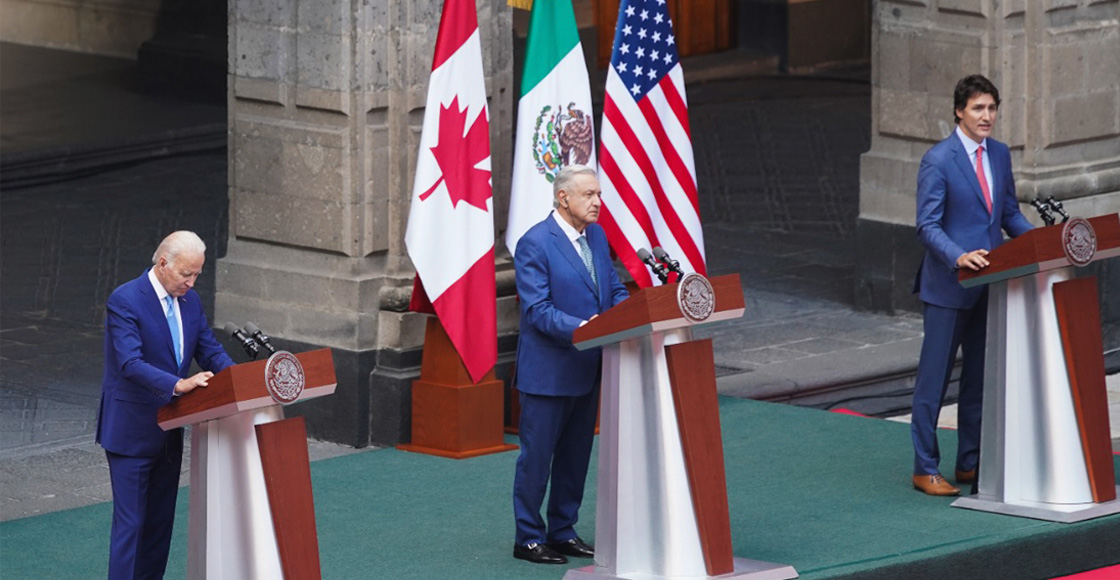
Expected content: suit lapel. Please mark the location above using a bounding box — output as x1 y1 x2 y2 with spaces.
139 270 180 371
180 296 196 368
987 143 1002 216
949 136 993 221
548 217 598 295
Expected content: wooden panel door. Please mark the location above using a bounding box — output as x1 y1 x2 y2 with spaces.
594 0 736 68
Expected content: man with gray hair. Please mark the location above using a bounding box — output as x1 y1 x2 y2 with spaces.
512 165 629 564
97 230 234 579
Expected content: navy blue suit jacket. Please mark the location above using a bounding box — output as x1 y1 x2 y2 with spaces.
914 133 1033 309
515 215 628 397
96 270 233 457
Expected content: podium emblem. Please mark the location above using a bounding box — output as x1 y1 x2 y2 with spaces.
264 351 305 405
677 273 715 323
1062 218 1097 267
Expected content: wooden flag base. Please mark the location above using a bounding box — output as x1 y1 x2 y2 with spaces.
397 317 517 459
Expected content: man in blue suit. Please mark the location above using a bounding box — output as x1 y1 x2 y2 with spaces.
96 230 234 578
911 75 1033 496
512 165 629 564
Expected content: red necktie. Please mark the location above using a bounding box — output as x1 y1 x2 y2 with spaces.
976 145 992 213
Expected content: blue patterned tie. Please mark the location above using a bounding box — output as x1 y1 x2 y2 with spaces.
165 296 182 367
576 236 598 288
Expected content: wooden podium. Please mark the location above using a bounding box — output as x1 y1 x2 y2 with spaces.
953 213 1120 522
565 274 798 580
158 348 337 579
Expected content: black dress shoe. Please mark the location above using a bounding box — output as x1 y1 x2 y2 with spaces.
547 537 594 558
513 542 568 564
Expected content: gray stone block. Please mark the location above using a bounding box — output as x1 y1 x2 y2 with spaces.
234 77 288 107
1046 42 1085 97
234 191 348 253
1050 92 1119 146
296 32 351 93
936 0 986 17
297 0 349 36
235 0 294 27
234 22 289 80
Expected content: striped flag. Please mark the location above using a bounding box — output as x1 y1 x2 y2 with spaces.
404 0 496 383
505 0 596 258
598 0 705 287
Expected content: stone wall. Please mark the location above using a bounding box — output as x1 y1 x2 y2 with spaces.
0 0 160 58
219 0 515 447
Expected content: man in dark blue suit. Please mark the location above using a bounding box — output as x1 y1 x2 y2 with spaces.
96 231 234 578
512 165 629 564
911 75 1033 496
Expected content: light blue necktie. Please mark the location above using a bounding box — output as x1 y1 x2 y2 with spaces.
576 235 598 288
165 295 182 367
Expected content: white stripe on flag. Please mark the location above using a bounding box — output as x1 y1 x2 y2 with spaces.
600 66 705 281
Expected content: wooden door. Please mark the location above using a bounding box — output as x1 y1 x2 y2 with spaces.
593 0 736 68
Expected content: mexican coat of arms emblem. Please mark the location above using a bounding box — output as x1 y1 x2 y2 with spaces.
532 102 593 183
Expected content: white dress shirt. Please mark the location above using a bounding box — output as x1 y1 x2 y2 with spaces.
955 126 993 195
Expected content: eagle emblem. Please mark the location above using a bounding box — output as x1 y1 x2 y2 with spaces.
264 351 305 405
1061 217 1097 267
677 273 716 323
532 102 593 183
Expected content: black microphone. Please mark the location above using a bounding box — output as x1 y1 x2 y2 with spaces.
637 248 669 284
1031 198 1056 226
224 322 260 360
1046 196 1070 223
651 246 685 276
244 322 276 355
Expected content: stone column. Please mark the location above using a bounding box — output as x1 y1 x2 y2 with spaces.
220 0 514 447
855 0 1119 356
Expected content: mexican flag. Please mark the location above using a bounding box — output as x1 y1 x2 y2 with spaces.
504 0 596 258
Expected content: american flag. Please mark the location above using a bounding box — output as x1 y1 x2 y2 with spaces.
598 0 705 287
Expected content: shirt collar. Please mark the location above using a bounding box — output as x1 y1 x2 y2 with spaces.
147 267 171 304
955 125 987 157
551 210 583 243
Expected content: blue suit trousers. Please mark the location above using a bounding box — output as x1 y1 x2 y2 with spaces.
513 388 599 546
105 434 183 580
911 297 987 476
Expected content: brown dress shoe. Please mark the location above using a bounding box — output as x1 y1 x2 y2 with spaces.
955 469 976 484
912 474 960 496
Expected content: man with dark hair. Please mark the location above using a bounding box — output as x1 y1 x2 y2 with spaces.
97 231 234 578
910 74 1033 496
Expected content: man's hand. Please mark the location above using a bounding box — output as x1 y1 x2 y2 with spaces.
956 249 990 271
174 371 215 395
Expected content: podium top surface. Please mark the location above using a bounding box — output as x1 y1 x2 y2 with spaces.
157 348 336 430
573 274 745 350
959 213 1120 288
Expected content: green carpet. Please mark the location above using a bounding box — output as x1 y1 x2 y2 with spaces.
2 398 1118 579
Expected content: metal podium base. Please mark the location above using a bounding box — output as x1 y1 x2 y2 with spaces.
563 558 798 580
952 487 1120 523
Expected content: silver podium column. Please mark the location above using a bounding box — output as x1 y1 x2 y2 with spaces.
566 327 797 580
954 268 1120 522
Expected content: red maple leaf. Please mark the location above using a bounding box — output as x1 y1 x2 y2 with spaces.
418 96 492 211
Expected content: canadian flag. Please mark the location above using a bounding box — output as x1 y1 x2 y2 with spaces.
404 0 496 384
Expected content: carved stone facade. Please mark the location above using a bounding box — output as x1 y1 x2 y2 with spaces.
0 0 161 58
856 0 1120 316
218 0 515 447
